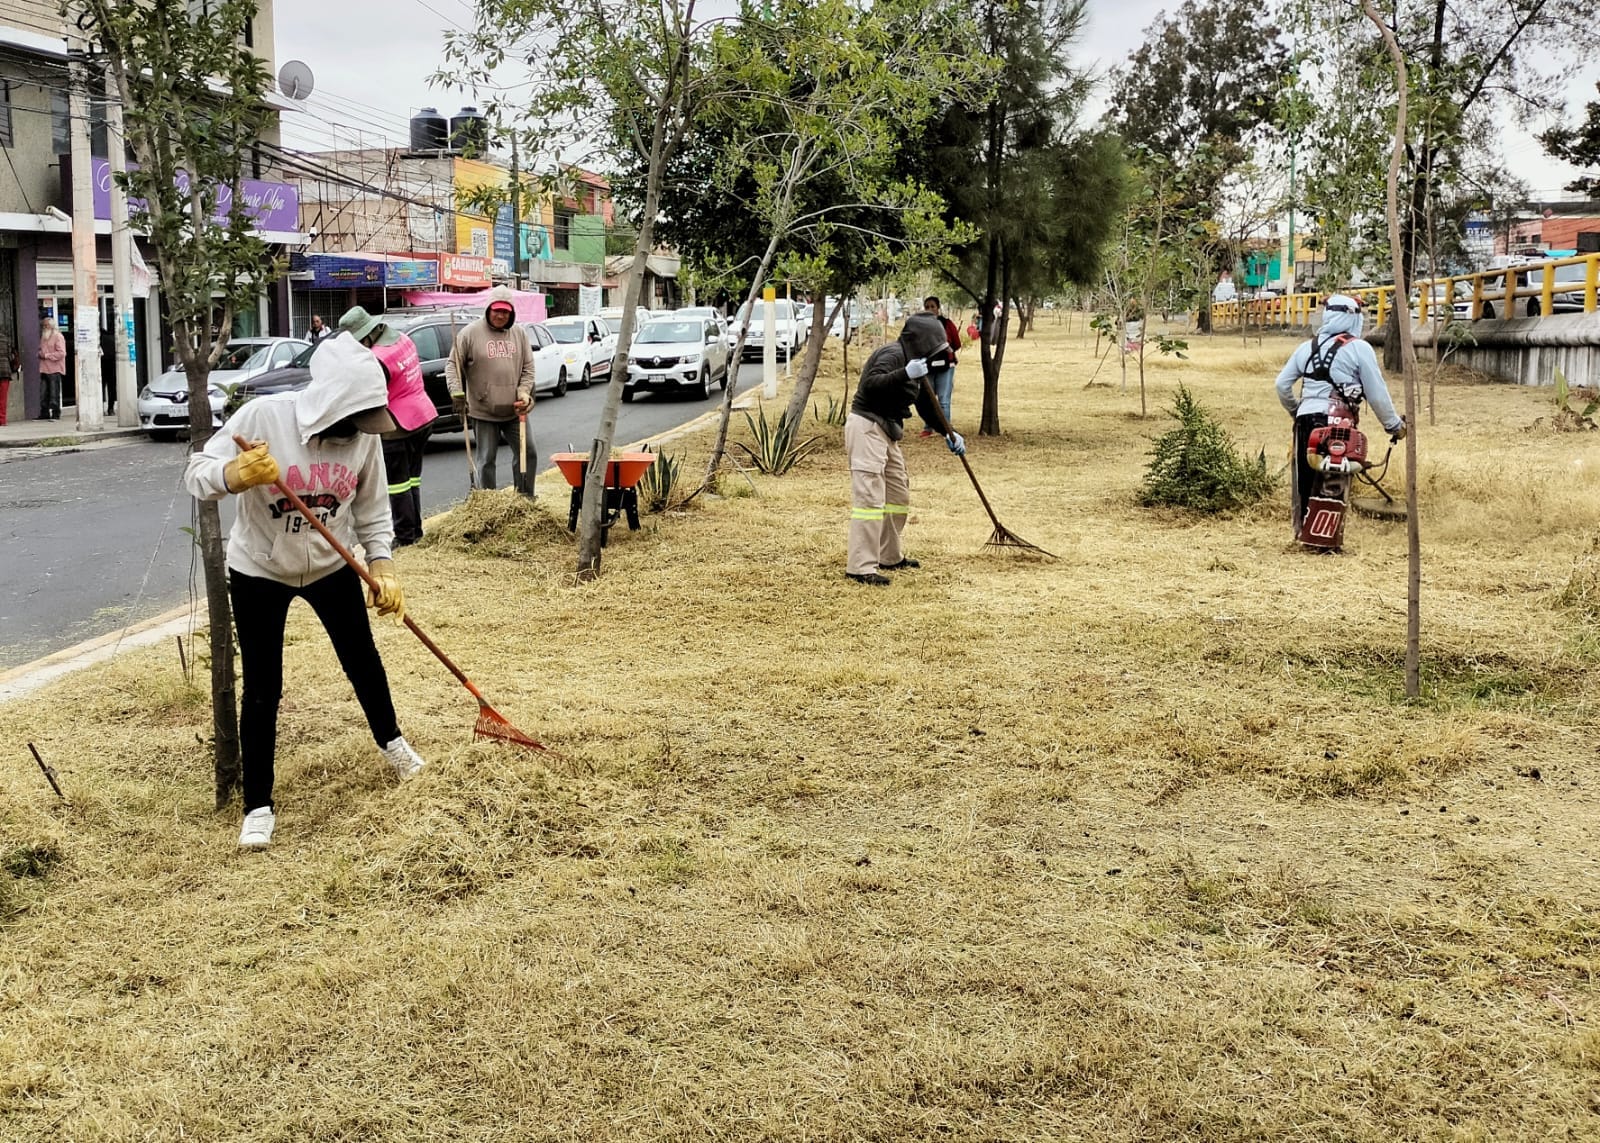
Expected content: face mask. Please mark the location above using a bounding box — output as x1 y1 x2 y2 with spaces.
318 417 359 441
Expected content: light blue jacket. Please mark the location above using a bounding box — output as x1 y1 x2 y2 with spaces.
1274 309 1403 433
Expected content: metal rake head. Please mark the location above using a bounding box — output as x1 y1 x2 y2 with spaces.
473 703 550 752
985 523 1057 560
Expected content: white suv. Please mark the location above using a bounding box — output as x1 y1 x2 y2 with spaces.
624 316 730 401
729 299 807 360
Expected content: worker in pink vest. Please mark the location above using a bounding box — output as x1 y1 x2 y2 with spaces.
339 308 438 546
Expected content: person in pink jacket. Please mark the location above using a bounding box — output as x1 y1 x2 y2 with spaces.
37 319 66 420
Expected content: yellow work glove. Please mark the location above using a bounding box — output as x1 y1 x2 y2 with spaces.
224 440 279 493
366 558 405 623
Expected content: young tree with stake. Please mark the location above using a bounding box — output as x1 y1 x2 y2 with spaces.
76 0 283 805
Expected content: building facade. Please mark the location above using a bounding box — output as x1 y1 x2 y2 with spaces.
0 1 302 423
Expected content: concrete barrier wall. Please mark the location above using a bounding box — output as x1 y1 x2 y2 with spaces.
1371 312 1600 387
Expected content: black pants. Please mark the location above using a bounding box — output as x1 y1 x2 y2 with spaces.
230 565 401 812
470 416 532 494
1292 412 1329 537
383 427 432 545
39 372 62 420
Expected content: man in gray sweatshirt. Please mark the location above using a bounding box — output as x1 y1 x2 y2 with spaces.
445 285 536 491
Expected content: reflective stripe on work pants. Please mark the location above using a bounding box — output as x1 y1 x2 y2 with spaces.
844 413 910 576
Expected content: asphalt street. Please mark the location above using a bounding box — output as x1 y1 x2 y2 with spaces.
0 363 768 669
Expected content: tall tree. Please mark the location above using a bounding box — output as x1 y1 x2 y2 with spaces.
637 0 977 442
78 0 281 807
1541 81 1600 191
444 1 731 580
1289 0 1597 364
1107 0 1288 334
919 0 1123 435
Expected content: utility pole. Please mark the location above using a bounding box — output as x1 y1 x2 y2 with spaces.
106 69 137 427
68 47 103 432
510 134 523 291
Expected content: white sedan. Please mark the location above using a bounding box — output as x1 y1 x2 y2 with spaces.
522 322 575 398
137 337 307 440
543 315 617 387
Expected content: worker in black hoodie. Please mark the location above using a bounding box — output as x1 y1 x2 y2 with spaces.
845 312 966 585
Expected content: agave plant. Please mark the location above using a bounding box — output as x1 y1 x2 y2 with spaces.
637 446 686 512
735 403 823 476
812 393 848 426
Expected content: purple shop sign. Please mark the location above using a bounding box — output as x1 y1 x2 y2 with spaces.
88 157 300 233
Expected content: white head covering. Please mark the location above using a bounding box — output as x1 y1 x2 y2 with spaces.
1320 294 1364 338
293 331 391 443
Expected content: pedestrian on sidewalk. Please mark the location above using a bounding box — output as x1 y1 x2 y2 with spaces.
183 331 427 851
338 307 437 546
37 318 65 421
307 314 332 345
0 336 14 426
918 295 961 436
845 312 965 585
445 285 536 493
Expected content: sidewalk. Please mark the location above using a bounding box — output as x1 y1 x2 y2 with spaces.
0 419 149 449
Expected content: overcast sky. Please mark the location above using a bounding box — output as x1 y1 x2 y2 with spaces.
273 0 1597 199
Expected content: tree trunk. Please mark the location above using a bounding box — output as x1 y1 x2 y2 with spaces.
782 293 845 430
979 246 1009 436
1364 0 1421 699
704 229 786 485
576 108 668 579
184 355 240 808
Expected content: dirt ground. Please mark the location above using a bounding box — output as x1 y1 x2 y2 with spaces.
3 319 1599 1141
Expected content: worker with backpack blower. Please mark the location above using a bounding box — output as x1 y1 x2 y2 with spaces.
1275 294 1407 551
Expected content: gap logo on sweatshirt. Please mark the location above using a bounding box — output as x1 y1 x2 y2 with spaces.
484 336 518 360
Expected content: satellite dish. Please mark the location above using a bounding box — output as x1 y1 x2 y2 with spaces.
278 60 315 101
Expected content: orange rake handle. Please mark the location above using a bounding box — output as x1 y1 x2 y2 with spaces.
231 433 501 713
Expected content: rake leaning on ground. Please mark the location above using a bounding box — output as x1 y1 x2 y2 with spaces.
230 434 550 753
917 378 1056 558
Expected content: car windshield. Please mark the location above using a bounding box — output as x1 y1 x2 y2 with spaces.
1554 264 1588 284
546 322 584 343
739 301 793 322
217 343 268 371
637 322 700 344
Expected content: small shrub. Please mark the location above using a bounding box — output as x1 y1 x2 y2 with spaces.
637 447 687 513
1550 367 1598 432
735 403 822 476
1140 384 1277 512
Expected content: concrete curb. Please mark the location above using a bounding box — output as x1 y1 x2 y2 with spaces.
0 600 207 704
0 426 148 449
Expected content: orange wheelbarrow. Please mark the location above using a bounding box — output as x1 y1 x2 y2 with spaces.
551 451 655 545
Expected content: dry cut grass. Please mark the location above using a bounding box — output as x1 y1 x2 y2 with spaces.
4 321 1600 1141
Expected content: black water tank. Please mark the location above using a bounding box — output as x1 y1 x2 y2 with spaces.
450 106 488 156
410 107 449 152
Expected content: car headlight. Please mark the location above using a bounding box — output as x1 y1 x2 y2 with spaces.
682 354 701 365
139 386 152 400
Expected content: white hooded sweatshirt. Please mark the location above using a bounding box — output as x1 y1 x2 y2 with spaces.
1274 296 1403 433
184 332 394 587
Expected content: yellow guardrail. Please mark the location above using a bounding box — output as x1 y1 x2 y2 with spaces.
1210 252 1600 330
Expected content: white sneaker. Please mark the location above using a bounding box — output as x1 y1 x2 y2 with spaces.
239 807 275 849
380 736 426 779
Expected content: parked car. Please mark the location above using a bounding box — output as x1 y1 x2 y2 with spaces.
222 339 324 417
1478 264 1550 320
828 299 863 338
598 305 652 332
138 337 306 440
729 298 808 360
543 315 618 387
623 315 730 402
221 315 474 432
522 321 576 397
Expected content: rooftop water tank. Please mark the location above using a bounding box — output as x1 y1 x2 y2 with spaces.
410 107 449 153
450 106 488 157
